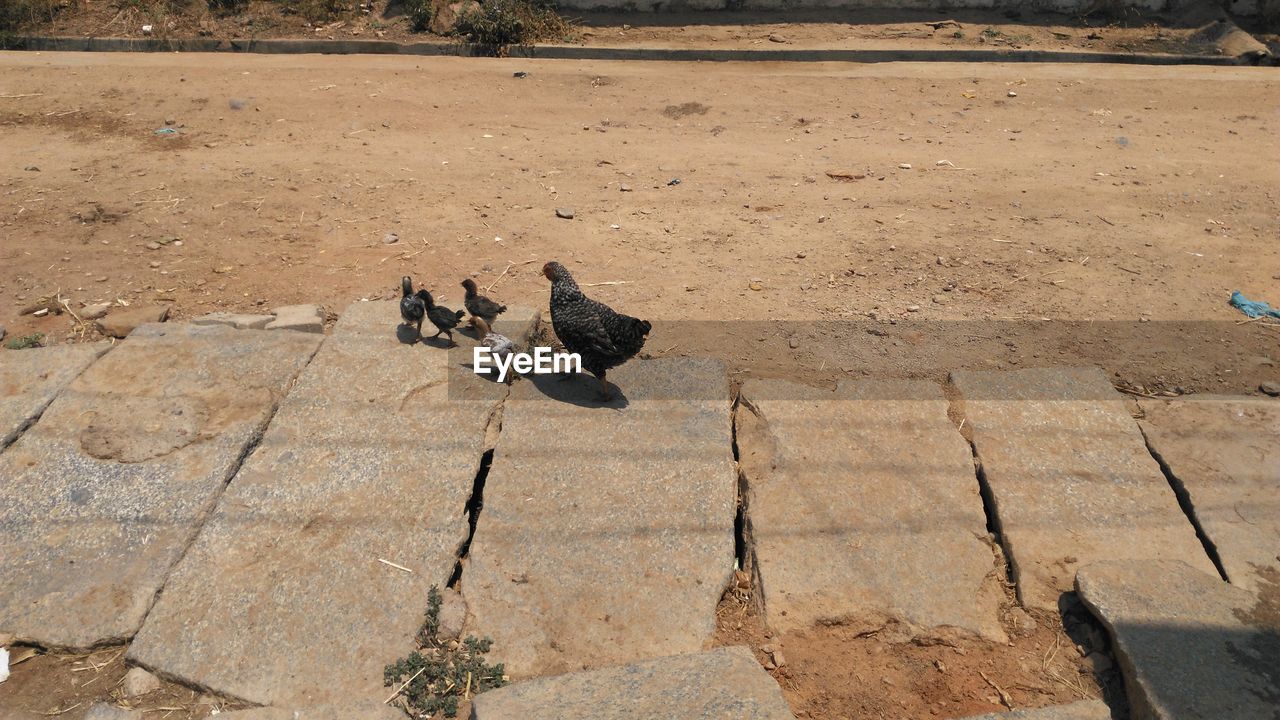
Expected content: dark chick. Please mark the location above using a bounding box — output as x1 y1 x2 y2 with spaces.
543 260 651 400
423 290 466 347
399 276 429 337
461 278 507 324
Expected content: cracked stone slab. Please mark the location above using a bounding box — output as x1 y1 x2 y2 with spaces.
471 646 794 720
957 699 1113 719
463 358 736 679
1076 560 1279 720
738 379 1004 641
128 302 540 707
951 367 1216 610
191 312 275 330
1 343 108 451
1138 396 1280 595
0 324 321 649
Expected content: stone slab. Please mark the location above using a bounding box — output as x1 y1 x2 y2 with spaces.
471 646 794 720
1138 396 1280 595
0 343 108 450
957 699 1113 719
0 323 320 649
463 358 736 678
1076 560 1279 720
218 704 406 720
191 312 275 330
128 302 540 706
738 379 1004 640
951 367 1216 610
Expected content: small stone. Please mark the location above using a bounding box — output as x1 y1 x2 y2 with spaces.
24 165 39 172
609 224 620 230
149 261 161 268
768 33 788 43
97 306 170 338
937 256 945 265
1007 606 1038 637
555 208 575 219
383 233 399 245
146 242 162 250
796 252 806 258
33 308 49 317
84 703 142 719
932 295 947 305
906 304 921 312
899 163 912 170
265 304 324 334
619 184 632 192
1008 91 1018 97
164 118 175 126
788 338 799 349
1084 651 1114 674
749 279 763 291
1259 381 1280 397
770 650 786 667
81 304 111 320
122 666 161 697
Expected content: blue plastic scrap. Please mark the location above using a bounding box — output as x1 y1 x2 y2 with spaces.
1229 290 1280 319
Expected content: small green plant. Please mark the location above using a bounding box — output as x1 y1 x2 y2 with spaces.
384 585 506 718
980 26 1003 39
454 0 570 55
403 0 433 32
5 332 45 350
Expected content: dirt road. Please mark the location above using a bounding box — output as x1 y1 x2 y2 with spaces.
1 53 1277 391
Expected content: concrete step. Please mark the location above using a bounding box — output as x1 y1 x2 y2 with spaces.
951 367 1217 610
0 324 321 649
462 358 737 678
738 378 1004 641
127 302 539 707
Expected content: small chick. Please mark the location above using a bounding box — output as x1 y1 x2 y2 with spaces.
399 276 429 338
474 316 515 363
423 290 466 347
461 278 507 325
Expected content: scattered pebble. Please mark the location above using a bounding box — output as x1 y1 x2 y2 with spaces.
666 178 681 186
788 337 799 349
513 71 529 78
555 208 575 219
122 667 161 697
749 279 763 291
146 242 162 250
149 261 161 268
619 184 632 192
32 308 48 317
24 166 39 172
1261 381 1280 397
1007 90 1018 97
898 163 912 170
768 34 788 43
383 232 400 244
164 117 175 126
609 224 620 230
906 304 921 312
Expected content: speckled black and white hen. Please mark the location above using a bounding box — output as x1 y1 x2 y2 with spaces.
461 278 507 325
399 276 430 338
423 290 466 347
543 260 651 399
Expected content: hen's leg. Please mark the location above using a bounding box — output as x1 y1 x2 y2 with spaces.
595 372 613 401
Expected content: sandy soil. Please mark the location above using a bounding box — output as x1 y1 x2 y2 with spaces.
2 53 1278 395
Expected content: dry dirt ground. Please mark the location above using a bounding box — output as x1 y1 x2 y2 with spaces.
2 53 1278 395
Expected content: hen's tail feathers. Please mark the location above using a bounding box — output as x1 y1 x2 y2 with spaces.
401 276 414 297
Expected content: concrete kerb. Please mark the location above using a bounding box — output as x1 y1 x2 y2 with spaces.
3 35 1270 65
